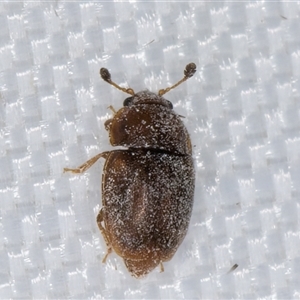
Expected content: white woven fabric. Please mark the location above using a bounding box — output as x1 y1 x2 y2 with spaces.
1 1 300 298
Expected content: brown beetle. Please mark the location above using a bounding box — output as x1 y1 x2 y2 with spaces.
64 63 196 278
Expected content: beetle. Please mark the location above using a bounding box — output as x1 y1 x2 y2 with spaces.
64 63 196 278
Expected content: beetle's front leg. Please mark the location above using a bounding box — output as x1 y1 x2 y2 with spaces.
64 151 110 173
97 207 112 263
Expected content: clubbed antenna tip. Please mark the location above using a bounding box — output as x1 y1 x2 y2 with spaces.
100 68 135 96
158 63 197 96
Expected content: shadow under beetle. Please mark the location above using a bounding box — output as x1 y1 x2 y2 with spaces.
64 63 196 278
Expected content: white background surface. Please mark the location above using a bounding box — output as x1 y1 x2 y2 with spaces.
1 1 300 299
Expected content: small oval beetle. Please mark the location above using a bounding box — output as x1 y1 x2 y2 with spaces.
64 63 196 278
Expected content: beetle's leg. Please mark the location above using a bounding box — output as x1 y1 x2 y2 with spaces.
159 262 164 273
63 151 110 174
107 105 117 115
97 207 112 263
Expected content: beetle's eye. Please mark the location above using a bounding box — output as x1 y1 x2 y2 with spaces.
167 101 173 109
123 97 133 106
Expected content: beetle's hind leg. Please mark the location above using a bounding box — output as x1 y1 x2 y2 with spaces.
64 151 110 174
97 208 112 263
159 262 164 273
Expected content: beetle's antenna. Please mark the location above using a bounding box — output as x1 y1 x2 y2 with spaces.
100 68 135 96
158 63 196 96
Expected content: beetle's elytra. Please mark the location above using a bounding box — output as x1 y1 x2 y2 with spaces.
64 63 196 278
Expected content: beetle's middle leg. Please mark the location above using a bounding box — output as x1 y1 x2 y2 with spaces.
97 207 112 263
64 151 110 174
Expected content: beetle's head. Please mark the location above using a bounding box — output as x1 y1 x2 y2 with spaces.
123 91 173 109
103 91 172 132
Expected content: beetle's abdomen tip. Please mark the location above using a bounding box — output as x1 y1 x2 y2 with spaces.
124 258 160 278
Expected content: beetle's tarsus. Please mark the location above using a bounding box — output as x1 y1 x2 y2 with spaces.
97 208 113 263
159 262 164 273
64 152 110 174
102 247 112 263
63 167 83 174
